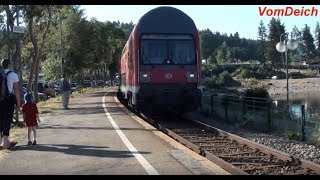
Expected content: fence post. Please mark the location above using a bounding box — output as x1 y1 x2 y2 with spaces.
267 99 271 131
200 93 205 113
224 95 228 122
301 105 306 141
242 97 246 117
210 94 213 114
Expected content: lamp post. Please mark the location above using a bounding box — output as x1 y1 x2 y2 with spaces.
276 33 298 117
59 16 67 78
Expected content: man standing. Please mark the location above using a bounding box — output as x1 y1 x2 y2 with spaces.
59 74 71 110
0 58 21 149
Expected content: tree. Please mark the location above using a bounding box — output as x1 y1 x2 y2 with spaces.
199 29 215 60
22 5 53 102
233 32 240 46
215 41 229 64
289 25 303 67
266 18 285 70
215 49 225 64
225 47 233 62
314 22 320 51
257 20 267 64
0 5 129 98
301 24 315 58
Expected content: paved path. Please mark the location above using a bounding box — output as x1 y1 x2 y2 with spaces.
0 88 228 175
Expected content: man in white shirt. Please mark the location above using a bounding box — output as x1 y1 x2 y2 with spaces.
0 58 21 149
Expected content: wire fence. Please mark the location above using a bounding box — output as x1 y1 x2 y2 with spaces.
200 92 320 142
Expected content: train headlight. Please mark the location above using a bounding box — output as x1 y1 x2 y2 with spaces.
140 72 151 82
186 72 197 82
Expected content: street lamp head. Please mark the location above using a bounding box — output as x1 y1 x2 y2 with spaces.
286 39 298 50
276 42 286 53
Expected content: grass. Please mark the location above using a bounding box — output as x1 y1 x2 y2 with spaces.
37 96 62 114
70 87 96 99
0 126 25 159
311 130 320 146
37 87 95 114
0 87 97 159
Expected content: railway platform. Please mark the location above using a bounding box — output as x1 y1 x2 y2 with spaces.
0 87 228 175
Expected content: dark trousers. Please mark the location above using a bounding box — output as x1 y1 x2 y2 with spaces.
0 96 15 137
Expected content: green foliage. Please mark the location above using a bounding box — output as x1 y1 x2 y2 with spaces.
236 64 277 79
237 115 252 128
315 22 320 50
238 68 252 79
219 70 235 84
241 78 269 98
302 24 316 57
309 113 320 145
41 56 60 81
311 131 320 146
204 75 221 89
199 29 258 63
21 5 128 82
257 20 267 64
266 18 285 69
284 131 299 140
204 70 241 90
201 63 223 77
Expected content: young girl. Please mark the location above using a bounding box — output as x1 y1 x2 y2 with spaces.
21 92 41 145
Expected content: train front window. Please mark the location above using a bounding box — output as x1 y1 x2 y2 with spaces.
169 40 195 65
140 36 196 65
141 40 167 65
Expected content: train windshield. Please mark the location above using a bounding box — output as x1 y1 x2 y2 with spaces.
140 35 196 65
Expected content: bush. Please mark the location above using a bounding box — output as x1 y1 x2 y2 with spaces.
219 71 233 84
284 131 299 140
271 70 286 79
240 78 270 110
204 71 241 90
238 69 250 79
236 65 281 80
231 67 243 77
241 78 269 99
289 72 305 79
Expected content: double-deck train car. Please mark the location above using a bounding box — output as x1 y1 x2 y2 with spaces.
118 6 202 113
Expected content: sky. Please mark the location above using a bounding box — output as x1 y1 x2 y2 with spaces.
80 5 320 40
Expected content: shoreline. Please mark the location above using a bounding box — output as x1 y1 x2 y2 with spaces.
265 77 320 99
269 90 320 101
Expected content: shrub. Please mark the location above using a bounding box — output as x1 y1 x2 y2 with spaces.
203 71 241 89
241 78 269 99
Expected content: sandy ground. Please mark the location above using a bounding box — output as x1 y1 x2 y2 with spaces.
265 77 320 97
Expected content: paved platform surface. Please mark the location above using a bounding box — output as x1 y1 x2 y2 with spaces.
0 87 229 175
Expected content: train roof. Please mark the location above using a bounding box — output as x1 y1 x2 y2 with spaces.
136 6 197 34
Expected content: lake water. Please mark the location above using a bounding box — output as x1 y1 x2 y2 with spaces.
271 92 320 115
271 92 320 139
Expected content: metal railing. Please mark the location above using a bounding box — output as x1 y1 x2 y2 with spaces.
200 92 320 142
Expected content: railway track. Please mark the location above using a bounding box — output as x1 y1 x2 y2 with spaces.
117 95 320 175
140 114 320 175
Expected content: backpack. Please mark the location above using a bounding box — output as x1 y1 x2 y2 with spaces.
0 66 12 101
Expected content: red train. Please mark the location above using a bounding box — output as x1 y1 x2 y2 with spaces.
118 6 202 113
